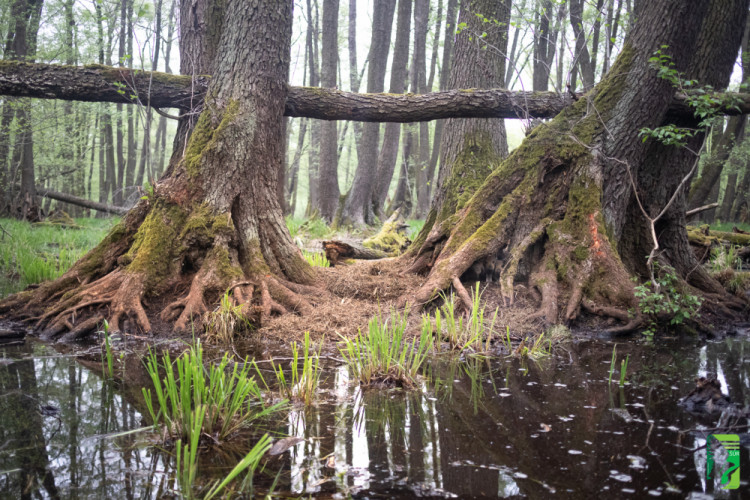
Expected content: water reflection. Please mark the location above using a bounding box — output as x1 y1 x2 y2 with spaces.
0 341 165 499
275 338 750 497
1 335 749 498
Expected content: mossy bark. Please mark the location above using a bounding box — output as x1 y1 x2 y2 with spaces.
401 0 748 330
0 0 316 337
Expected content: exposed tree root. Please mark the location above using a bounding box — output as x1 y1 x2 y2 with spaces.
451 276 474 314
527 269 559 326
34 270 150 338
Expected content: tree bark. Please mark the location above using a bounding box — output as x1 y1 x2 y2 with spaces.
339 0 396 226
304 0 320 216
413 0 433 218
36 187 128 215
317 0 340 222
1 0 314 338
410 0 510 252
372 0 412 217
569 0 595 91
401 0 748 331
3 61 750 122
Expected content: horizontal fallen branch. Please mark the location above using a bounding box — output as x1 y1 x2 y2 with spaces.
37 188 128 215
2 61 750 122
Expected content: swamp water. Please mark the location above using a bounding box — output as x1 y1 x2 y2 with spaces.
0 334 749 498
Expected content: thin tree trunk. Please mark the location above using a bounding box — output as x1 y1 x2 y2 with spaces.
318 0 340 221
339 0 397 226
305 0 320 216
373 0 412 217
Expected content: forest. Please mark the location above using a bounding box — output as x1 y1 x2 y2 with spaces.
0 0 749 497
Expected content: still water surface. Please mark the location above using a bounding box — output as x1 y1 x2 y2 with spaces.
1 335 748 498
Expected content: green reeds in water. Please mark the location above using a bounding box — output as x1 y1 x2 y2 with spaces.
100 319 114 378
427 284 498 353
339 307 433 387
142 340 283 443
262 331 322 405
608 345 629 387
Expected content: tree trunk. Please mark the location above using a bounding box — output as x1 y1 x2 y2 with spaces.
687 116 746 211
338 0 396 226
569 0 595 91
413 0 433 218
372 0 412 217
411 0 510 251
304 0 320 216
401 0 748 331
720 171 738 222
1 0 314 339
731 165 750 222
317 0 340 222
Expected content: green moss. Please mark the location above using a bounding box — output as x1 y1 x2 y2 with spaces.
184 100 240 178
573 245 589 262
210 245 244 282
363 218 410 257
436 130 505 225
77 222 128 276
179 203 235 243
126 201 187 287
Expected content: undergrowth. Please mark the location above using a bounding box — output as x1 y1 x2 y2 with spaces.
302 250 330 267
258 331 323 405
204 291 253 343
0 217 115 297
422 284 498 353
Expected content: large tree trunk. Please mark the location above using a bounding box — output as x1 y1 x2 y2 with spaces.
1 0 315 338
401 0 748 331
410 0 510 252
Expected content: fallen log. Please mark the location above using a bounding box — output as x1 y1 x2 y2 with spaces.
322 240 388 266
37 188 128 215
2 61 750 122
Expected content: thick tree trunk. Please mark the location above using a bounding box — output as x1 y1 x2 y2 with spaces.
401 0 748 331
1 0 315 339
410 0 510 252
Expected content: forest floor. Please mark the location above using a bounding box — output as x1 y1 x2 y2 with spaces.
1 216 748 344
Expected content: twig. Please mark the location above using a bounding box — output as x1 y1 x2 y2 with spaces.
686 202 719 217
0 222 10 240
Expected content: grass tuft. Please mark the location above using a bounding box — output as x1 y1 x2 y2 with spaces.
260 331 323 406
204 291 252 343
302 250 330 267
141 340 283 443
339 307 433 388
